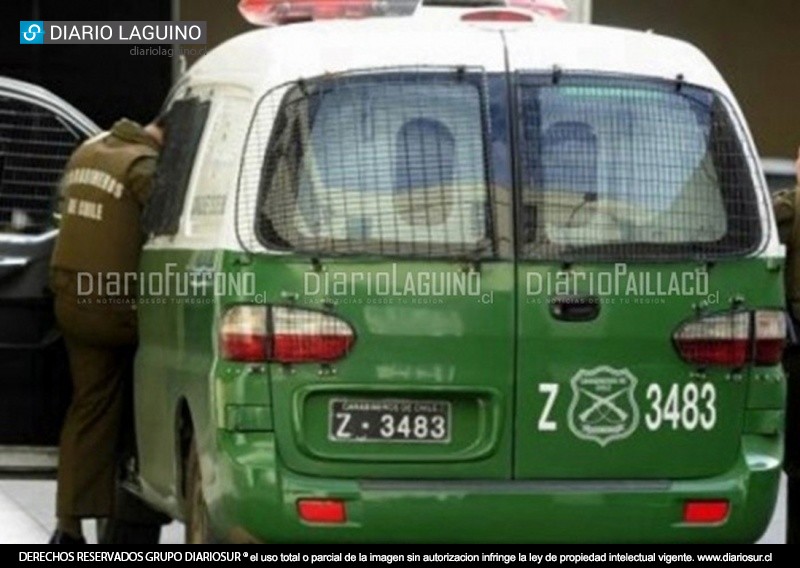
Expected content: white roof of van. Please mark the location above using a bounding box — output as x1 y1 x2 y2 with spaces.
187 8 731 97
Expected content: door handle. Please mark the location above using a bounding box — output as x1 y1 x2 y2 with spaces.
550 296 600 322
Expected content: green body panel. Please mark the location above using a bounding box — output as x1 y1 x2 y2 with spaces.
135 249 221 510
207 431 781 543
262 256 515 479
514 260 785 479
134 249 785 541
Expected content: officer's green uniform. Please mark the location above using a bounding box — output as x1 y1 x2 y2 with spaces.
773 184 800 544
50 119 158 519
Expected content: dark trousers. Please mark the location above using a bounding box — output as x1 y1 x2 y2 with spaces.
54 295 137 518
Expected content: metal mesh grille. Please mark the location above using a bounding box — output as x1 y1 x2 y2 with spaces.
239 72 762 262
517 77 762 261
0 96 81 234
239 69 494 258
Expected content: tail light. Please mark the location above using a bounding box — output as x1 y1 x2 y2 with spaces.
753 311 786 365
673 312 749 367
271 306 354 363
297 499 346 524
683 500 729 524
219 305 270 362
673 310 786 368
220 305 355 363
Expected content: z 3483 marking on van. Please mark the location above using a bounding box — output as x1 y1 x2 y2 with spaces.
536 368 719 444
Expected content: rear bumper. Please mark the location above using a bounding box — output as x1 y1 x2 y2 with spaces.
207 432 781 544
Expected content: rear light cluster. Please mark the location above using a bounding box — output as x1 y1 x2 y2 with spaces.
297 499 347 524
220 305 355 364
673 310 786 368
683 500 729 525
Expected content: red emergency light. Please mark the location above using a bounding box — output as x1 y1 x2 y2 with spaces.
507 0 568 20
238 0 378 26
238 0 570 27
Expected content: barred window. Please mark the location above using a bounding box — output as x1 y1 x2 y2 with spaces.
518 78 762 261
244 73 762 262
254 72 492 257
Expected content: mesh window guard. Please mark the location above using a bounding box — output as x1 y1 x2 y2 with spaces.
516 76 763 262
238 72 763 263
237 68 495 258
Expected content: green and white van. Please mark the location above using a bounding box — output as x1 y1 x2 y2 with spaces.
126 1 786 543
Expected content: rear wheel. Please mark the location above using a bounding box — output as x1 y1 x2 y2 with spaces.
185 439 212 544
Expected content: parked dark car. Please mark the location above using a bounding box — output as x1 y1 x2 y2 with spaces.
0 76 97 470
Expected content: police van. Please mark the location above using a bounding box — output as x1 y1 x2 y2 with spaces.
0 0 788 544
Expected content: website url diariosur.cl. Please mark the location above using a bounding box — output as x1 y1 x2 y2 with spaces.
697 554 773 562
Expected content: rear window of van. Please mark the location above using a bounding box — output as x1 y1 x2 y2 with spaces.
516 76 762 261
252 72 762 261
255 72 492 258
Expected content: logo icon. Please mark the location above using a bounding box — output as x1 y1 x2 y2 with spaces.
20 21 44 44
567 366 639 447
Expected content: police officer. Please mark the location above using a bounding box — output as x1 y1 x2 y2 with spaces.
48 118 163 544
773 146 800 544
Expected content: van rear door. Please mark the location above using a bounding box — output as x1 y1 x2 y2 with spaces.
240 68 516 479
509 73 773 479
0 77 97 467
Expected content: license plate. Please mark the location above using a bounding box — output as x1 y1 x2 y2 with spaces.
329 398 451 443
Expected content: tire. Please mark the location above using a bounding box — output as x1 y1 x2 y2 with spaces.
96 518 161 544
185 438 213 544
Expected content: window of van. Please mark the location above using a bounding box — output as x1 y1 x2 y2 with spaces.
517 77 762 261
187 95 250 237
143 97 211 236
255 72 492 258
